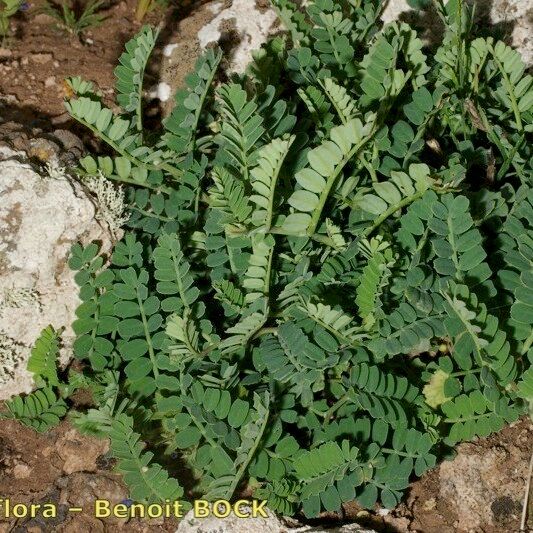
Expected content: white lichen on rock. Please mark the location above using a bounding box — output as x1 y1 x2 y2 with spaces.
82 172 129 237
45 158 128 237
0 286 40 314
45 157 68 180
0 333 25 387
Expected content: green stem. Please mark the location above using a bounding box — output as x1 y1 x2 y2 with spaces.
179 375 218 447
360 189 427 239
122 432 174 500
170 244 191 310
496 134 525 181
456 0 464 89
264 245 274 298
492 54 524 131
72 115 183 181
319 79 347 125
224 397 270 499
326 25 343 69
189 55 221 153
451 368 482 377
381 448 417 458
324 394 350 423
447 212 462 282
137 289 159 380
445 412 491 423
129 205 174 221
308 133 374 235
251 327 278 341
522 330 533 356
475 104 525 179
79 169 172 193
444 293 486 368
310 233 337 247
361 153 378 183
225 228 238 273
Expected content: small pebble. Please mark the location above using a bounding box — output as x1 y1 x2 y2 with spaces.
31 52 53 64
163 43 179 57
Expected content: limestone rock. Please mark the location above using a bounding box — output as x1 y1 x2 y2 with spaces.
0 148 115 399
196 0 278 73
157 0 279 114
175 507 283 533
292 524 378 532
438 433 530 529
175 507 377 533
382 0 533 64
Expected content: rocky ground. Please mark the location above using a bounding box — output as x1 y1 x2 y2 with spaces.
0 413 530 532
0 0 532 531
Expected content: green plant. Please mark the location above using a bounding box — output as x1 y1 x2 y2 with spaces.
6 0 533 519
0 0 23 43
43 0 106 36
1 326 80 432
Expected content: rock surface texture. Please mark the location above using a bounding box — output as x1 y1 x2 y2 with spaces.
175 508 378 533
0 147 114 399
438 439 528 529
197 0 278 73
382 0 533 64
157 0 279 113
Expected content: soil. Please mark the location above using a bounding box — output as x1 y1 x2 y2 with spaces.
0 0 215 126
0 1 532 532
0 410 530 532
0 416 181 532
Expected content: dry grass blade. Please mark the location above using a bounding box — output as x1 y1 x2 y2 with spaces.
520 451 533 533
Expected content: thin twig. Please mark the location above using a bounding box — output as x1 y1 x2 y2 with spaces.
520 451 533 532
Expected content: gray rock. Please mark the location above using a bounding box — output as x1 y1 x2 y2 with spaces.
175 507 285 533
0 148 115 399
291 524 377 532
157 0 279 114
175 507 377 533
196 0 278 74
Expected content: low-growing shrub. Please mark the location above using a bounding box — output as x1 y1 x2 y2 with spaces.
4 0 532 518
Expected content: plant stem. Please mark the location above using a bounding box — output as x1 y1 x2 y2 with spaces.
522 330 533 356
492 54 524 131
361 189 427 239
520 452 533 532
137 289 159 380
308 133 374 235
251 327 278 340
72 115 183 181
225 396 270 499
